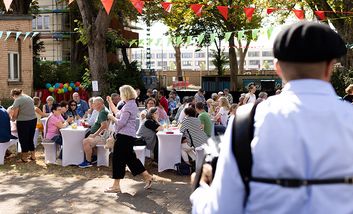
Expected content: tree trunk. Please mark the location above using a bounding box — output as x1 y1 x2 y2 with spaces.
229 34 238 91
121 47 131 69
174 46 182 81
87 34 108 96
238 49 245 75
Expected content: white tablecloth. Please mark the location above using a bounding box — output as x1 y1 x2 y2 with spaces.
60 126 88 166
157 130 183 172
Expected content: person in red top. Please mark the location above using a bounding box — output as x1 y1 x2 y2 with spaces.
158 90 169 114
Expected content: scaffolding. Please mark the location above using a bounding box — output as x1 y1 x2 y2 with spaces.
33 0 72 63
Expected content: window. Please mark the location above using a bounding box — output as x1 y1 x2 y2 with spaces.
8 52 20 81
262 51 273 57
156 53 167 59
157 61 167 66
32 15 50 30
194 52 205 58
182 61 193 66
182 53 193 58
249 60 260 65
248 51 260 57
169 53 175 58
196 61 205 66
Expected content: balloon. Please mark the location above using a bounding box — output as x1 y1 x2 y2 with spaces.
74 87 79 92
70 82 75 88
54 88 59 93
63 88 68 93
68 86 73 91
48 87 54 92
59 83 64 88
55 83 60 88
75 82 80 87
45 83 51 89
63 83 68 88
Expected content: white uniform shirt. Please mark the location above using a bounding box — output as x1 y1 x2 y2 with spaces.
190 79 353 214
245 93 256 104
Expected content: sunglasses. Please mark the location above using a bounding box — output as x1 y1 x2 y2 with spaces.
70 104 77 106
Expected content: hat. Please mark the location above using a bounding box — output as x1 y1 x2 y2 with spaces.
273 22 347 62
152 89 158 94
218 91 224 95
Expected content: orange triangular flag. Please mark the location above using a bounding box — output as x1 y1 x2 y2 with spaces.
314 11 326 20
130 0 144 14
293 9 305 20
244 7 255 21
190 4 203 17
267 8 276 15
217 6 228 20
3 0 13 11
101 0 114 14
161 2 172 13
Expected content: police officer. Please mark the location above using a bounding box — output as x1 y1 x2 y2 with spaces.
190 21 353 213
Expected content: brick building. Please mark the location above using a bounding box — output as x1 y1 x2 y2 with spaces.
0 16 33 99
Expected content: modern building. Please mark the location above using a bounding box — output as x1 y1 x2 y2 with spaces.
33 0 71 62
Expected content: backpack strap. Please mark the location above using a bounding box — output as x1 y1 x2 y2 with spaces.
231 102 258 207
186 129 195 148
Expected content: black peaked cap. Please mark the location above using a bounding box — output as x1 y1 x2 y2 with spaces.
273 21 347 62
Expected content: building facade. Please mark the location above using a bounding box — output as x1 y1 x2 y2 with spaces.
0 16 33 98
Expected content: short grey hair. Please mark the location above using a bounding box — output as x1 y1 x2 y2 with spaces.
46 96 54 102
93 96 104 104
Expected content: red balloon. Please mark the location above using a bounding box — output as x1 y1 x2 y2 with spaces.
59 83 64 88
54 88 59 93
75 82 81 87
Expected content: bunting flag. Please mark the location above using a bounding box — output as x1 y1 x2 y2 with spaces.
190 4 203 17
129 39 138 47
197 33 205 45
31 32 39 39
293 10 305 20
5 31 11 41
186 36 193 45
138 38 144 46
130 0 144 14
3 0 13 11
155 38 162 46
161 2 172 13
210 33 216 44
217 6 228 20
176 36 183 45
68 0 74 4
15 32 21 42
244 7 255 21
224 32 232 41
101 0 114 14
267 8 276 15
0 31 3 40
267 27 273 40
252 29 259 40
23 32 31 41
237 31 244 40
314 11 326 20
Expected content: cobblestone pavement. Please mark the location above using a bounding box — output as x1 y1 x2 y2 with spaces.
0 147 192 214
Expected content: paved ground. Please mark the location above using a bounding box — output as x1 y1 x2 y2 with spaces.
0 146 192 214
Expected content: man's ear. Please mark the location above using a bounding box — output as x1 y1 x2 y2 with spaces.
275 60 284 79
324 59 337 81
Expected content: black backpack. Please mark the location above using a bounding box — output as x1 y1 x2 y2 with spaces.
231 103 258 206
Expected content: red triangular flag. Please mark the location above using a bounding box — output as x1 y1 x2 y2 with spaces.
293 9 305 20
244 7 255 21
101 0 114 14
190 4 203 17
130 0 144 14
267 8 276 15
161 2 172 13
217 6 228 20
314 11 326 20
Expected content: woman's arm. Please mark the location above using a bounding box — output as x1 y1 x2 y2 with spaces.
35 107 47 117
10 107 19 121
106 96 118 115
55 120 68 129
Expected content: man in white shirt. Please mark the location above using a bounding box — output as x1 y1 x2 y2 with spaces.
242 84 256 104
190 22 352 213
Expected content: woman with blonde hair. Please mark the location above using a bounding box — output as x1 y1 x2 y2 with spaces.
213 97 230 135
343 84 353 103
106 85 155 193
33 97 47 133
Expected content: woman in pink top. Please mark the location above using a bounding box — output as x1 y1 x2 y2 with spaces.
45 103 68 159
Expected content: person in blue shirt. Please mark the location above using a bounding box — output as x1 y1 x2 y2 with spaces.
191 22 352 214
0 104 14 143
72 92 89 118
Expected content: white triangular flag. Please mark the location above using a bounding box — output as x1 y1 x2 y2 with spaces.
15 32 21 42
4 0 13 11
31 32 39 39
23 32 31 41
0 31 3 39
5 31 12 40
